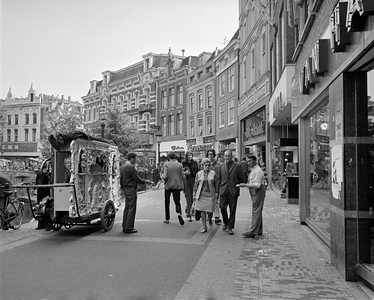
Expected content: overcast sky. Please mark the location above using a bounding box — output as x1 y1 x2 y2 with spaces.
0 0 239 102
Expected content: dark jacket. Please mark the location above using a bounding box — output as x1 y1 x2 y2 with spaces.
120 161 145 190
182 160 199 184
215 161 245 198
35 172 51 202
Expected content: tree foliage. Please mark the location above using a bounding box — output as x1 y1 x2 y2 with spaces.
89 106 148 158
39 106 83 158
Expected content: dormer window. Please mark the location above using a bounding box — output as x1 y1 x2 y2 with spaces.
145 58 150 71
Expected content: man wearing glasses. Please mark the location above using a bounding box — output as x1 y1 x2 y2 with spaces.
206 149 222 225
215 149 245 235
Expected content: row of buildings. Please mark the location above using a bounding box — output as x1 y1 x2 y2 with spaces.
81 0 374 289
1 0 374 289
0 85 83 171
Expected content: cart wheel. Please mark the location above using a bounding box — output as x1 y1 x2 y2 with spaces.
100 200 116 231
51 223 62 231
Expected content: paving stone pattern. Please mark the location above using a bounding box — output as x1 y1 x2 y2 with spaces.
231 192 358 300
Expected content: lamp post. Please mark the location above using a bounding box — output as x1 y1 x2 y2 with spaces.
155 133 162 164
101 118 106 138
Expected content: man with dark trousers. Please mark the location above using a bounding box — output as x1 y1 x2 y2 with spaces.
120 152 153 234
215 149 245 235
239 155 266 238
161 151 186 225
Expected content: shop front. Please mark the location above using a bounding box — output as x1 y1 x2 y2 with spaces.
187 136 215 163
291 0 374 286
159 140 186 163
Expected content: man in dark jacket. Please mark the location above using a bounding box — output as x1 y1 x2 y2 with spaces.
120 152 153 234
35 166 51 230
182 151 199 222
215 150 245 235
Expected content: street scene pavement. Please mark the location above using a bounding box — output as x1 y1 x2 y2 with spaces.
1 186 374 300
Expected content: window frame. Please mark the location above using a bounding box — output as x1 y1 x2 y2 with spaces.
228 98 235 125
219 103 225 127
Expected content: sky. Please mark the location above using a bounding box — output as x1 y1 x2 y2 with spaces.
0 0 239 102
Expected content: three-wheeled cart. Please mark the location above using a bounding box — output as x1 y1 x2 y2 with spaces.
15 132 122 231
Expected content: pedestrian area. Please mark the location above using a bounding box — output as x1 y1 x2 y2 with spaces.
175 188 374 300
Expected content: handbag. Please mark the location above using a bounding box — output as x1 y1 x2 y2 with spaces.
190 202 196 217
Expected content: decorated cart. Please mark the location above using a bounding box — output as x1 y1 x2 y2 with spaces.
14 131 122 231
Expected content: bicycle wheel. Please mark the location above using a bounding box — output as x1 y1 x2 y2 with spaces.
7 201 23 230
0 210 6 230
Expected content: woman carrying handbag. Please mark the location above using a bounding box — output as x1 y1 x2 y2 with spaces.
192 158 218 233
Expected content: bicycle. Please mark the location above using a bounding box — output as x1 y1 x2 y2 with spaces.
0 183 24 230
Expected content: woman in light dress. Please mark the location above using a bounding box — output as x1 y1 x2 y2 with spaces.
192 158 218 233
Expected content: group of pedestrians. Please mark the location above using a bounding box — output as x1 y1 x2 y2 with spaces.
119 149 267 238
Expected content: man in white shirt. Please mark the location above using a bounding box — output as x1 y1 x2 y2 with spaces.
238 155 266 238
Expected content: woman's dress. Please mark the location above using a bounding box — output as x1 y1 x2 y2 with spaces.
195 178 214 213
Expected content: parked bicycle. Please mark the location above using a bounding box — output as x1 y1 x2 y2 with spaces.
0 183 24 230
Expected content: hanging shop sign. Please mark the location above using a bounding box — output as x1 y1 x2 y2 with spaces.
331 0 374 52
299 39 329 95
346 0 374 32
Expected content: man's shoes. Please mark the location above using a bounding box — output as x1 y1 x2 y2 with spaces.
163 220 169 224
45 227 52 232
242 232 255 238
35 225 45 230
178 215 184 225
123 229 138 234
227 228 233 235
222 224 227 231
215 218 222 225
188 217 192 222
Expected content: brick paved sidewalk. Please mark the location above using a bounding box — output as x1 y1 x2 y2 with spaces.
176 188 373 300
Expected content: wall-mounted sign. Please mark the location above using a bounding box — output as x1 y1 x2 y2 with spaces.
1 143 38 152
171 145 184 151
311 39 329 76
218 143 236 151
346 0 374 32
187 138 196 145
331 2 350 52
203 136 215 144
243 108 266 141
331 1 374 52
299 39 329 95
190 144 213 153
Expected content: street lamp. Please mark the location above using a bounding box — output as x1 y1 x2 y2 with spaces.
101 118 106 138
155 133 162 164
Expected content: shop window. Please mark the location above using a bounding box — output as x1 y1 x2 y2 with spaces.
308 104 330 239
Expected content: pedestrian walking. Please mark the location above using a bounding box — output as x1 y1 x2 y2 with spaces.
120 152 153 234
182 151 199 222
35 165 52 230
239 155 266 238
215 149 245 235
161 151 186 225
193 158 218 233
206 149 222 225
